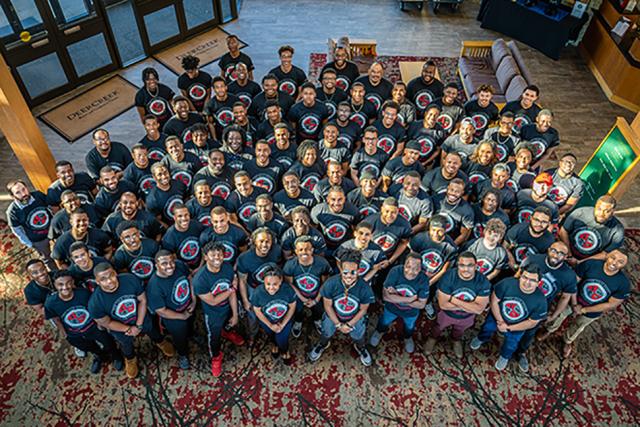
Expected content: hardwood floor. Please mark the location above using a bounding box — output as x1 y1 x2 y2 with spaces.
1 0 638 224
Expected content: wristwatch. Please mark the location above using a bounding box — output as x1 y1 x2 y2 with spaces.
135 324 143 330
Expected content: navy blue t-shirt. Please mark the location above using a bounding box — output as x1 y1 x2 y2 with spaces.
321 275 375 322
88 273 143 325
437 269 491 319
112 238 159 281
161 221 205 269
383 265 430 317
409 233 458 277
576 259 630 318
84 142 133 179
24 279 53 306
251 284 296 324
283 256 333 299
51 228 113 264
363 213 412 256
7 192 52 243
68 256 108 292
236 246 282 288
44 288 97 336
199 223 248 263
494 277 547 325
521 254 577 302
146 261 193 313
144 180 187 224
193 262 235 312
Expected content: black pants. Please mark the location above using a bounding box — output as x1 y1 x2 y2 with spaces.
161 317 193 357
110 317 163 359
204 306 231 358
293 299 323 323
66 327 121 362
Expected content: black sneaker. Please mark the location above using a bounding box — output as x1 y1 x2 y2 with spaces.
112 357 124 371
90 357 102 374
353 344 372 366
308 341 330 362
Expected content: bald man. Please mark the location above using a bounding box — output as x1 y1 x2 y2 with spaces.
354 62 393 113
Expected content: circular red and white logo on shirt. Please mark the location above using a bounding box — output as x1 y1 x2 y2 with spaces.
296 274 319 293
211 183 231 200
365 94 382 111
476 258 493 275
265 301 288 320
336 77 349 91
64 308 91 329
301 175 320 192
221 242 236 261
252 174 275 193
149 99 167 115
573 229 600 254
334 295 358 318
239 93 252 108
581 280 608 303
374 233 397 251
501 299 526 321
279 80 296 96
517 208 534 223
216 109 234 126
114 297 137 321
225 65 238 81
165 196 183 219
358 259 371 276
172 170 192 188
131 259 154 279
173 278 191 304
471 114 488 131
421 250 444 273
377 136 395 154
437 113 453 131
514 115 530 130
301 115 320 134
179 239 200 261
548 186 567 204
530 139 546 159
28 208 50 230
417 136 435 157
239 203 256 222
398 203 412 221
189 84 207 100
350 112 367 129
415 91 434 109
325 221 348 242
495 144 508 162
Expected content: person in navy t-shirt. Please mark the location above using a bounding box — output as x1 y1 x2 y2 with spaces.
369 254 429 353
470 264 547 371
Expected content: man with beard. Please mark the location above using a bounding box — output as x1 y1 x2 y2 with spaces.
187 180 224 227
160 136 204 190
559 195 624 262
225 170 267 227
347 171 387 219
246 194 288 238
50 190 100 241
85 129 132 179
268 45 308 99
381 140 424 192
316 68 349 120
500 85 542 133
178 55 212 112
204 77 240 140
236 227 282 343
94 167 136 220
363 197 412 264
138 115 168 163
162 96 205 144
243 140 283 195
228 63 261 108
308 249 375 366
45 271 123 374
369 254 429 354
52 209 112 268
321 45 360 92
484 112 519 163
430 83 465 135
407 60 444 118
256 100 284 145
433 178 474 247
421 152 468 196
519 109 559 168
194 149 234 200
161 204 204 271
426 251 490 357
545 153 584 216
440 119 478 163
464 84 499 137
192 241 244 377
406 104 447 166
281 206 327 259
199 206 248 264
338 221 388 285
284 236 333 337
473 163 516 214
89 263 175 378
47 161 97 207
349 126 389 185
389 171 433 233
103 192 163 242
147 250 195 369
288 83 329 141
514 242 576 371
219 34 254 81
311 186 359 255
318 123 351 169
515 172 559 225
538 249 630 358
471 188 510 240
146 163 187 226
7 180 55 270
463 219 509 281
355 62 393 113
113 221 159 282
372 101 407 159
348 82 378 130
470 264 547 371
250 74 295 122
123 144 155 197
24 259 54 316
334 102 363 151
273 172 315 219
314 161 356 203
504 206 555 269
271 124 298 169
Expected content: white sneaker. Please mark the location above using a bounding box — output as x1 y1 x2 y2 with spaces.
314 319 322 335
74 347 87 358
292 322 303 338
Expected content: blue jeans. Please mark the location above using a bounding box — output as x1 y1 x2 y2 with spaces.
376 307 419 338
259 320 292 353
319 313 367 348
477 313 525 360
513 323 540 359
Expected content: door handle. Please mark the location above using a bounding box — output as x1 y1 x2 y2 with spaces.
63 25 81 35
31 38 49 48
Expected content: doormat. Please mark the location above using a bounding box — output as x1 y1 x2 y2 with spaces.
153 27 247 75
38 75 139 143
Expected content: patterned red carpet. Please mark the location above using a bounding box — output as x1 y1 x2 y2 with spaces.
0 224 639 425
308 53 467 103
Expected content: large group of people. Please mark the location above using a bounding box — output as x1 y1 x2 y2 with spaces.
9 35 631 380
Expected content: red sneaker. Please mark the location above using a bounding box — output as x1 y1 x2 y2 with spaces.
211 352 223 377
221 329 245 346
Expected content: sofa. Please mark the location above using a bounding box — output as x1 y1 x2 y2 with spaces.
458 38 534 106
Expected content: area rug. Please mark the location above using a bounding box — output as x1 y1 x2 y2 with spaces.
308 53 467 104
38 76 139 143
0 224 638 425
154 27 247 76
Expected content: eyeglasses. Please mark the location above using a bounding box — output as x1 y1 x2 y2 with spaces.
342 269 358 275
549 248 567 257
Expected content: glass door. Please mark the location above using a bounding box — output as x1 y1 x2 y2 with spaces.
0 0 118 106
